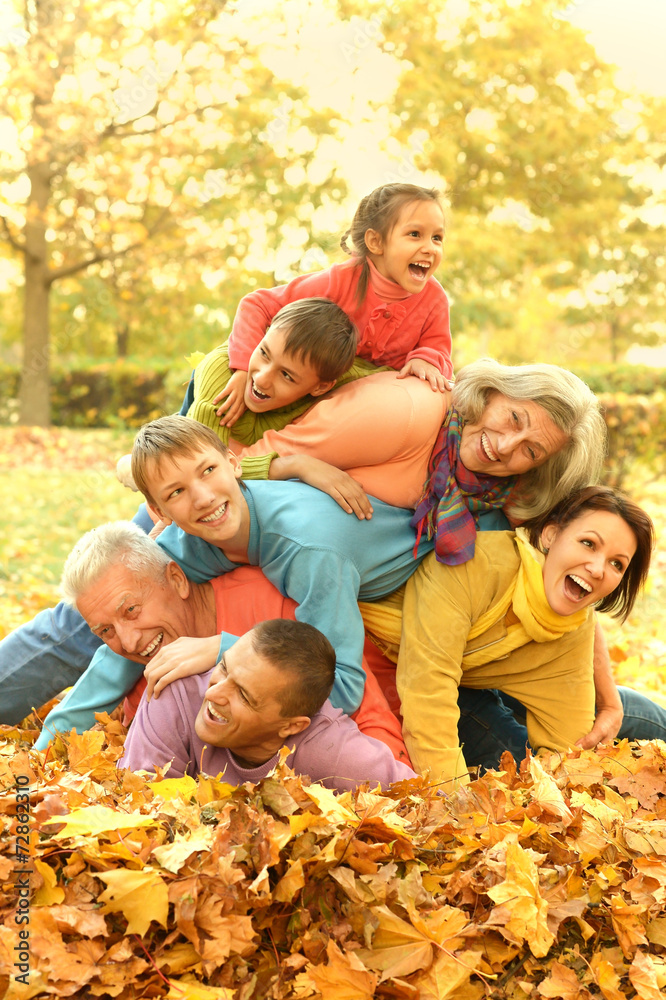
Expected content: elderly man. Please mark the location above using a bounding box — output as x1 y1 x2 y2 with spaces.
36 522 415 792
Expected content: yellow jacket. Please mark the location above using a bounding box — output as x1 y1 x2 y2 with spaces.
396 531 596 789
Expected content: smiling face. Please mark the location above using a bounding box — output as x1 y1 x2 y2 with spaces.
77 561 194 664
459 392 569 478
146 445 250 557
365 199 444 294
194 631 309 766
244 324 335 412
540 510 637 617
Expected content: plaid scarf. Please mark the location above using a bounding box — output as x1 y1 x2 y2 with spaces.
410 408 517 566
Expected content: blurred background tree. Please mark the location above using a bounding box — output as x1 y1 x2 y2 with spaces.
1 0 665 424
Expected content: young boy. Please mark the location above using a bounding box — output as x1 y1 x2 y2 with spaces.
128 415 434 714
118 297 382 500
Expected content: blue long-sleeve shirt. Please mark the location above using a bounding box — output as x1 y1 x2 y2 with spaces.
158 481 433 713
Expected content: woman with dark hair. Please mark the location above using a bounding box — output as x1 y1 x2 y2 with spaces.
362 486 654 789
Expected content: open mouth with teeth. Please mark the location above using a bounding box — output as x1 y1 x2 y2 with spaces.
481 432 497 462
564 574 593 602
408 262 430 280
205 701 229 725
140 632 164 658
248 379 270 403
199 501 228 524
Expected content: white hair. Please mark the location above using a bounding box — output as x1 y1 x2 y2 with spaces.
60 521 171 607
452 358 607 521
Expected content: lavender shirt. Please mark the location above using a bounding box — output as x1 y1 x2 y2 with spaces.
120 669 416 793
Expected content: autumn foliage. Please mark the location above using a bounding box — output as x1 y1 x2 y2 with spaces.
2 716 666 1000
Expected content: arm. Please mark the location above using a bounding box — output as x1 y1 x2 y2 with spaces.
35 646 144 750
397 554 473 789
268 455 374 520
187 345 234 440
227 269 339 370
575 618 623 748
263 547 368 715
156 525 234 584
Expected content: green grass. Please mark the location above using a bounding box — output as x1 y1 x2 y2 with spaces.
0 428 138 633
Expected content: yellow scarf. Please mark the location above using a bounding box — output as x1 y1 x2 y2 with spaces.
360 528 589 665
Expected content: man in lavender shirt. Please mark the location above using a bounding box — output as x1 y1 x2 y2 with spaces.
120 618 416 792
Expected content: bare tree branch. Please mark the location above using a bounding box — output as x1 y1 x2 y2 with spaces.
46 206 172 284
0 214 26 253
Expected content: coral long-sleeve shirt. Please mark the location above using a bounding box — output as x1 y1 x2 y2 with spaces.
228 259 452 377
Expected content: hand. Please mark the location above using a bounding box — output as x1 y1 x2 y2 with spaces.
270 455 374 519
148 518 169 539
213 369 248 427
143 635 221 700
396 358 452 393
116 454 138 491
575 704 623 749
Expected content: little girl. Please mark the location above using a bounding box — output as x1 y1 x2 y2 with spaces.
217 182 453 427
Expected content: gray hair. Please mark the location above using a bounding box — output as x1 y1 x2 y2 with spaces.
60 521 171 607
452 358 607 521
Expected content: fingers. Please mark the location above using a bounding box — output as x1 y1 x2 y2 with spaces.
219 398 246 427
343 489 374 520
331 478 373 519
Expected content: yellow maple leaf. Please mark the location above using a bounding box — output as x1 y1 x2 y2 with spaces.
304 782 358 823
97 866 169 936
590 953 627 1000
43 805 160 838
32 858 65 906
196 773 235 805
622 819 666 857
66 729 118 780
148 775 198 802
610 897 650 959
151 828 214 873
537 960 587 998
166 976 235 998
629 949 664 1000
301 940 377 999
486 841 554 958
356 904 434 979
413 948 485 1000
165 976 236 1000
273 857 305 903
184 351 207 369
528 757 573 823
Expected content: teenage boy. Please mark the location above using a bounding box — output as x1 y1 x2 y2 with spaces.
120 619 416 791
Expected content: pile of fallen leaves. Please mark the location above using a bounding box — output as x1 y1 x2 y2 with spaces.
2 721 666 1000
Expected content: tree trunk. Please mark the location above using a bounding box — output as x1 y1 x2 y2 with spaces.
116 322 130 358
19 160 52 426
609 316 618 364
